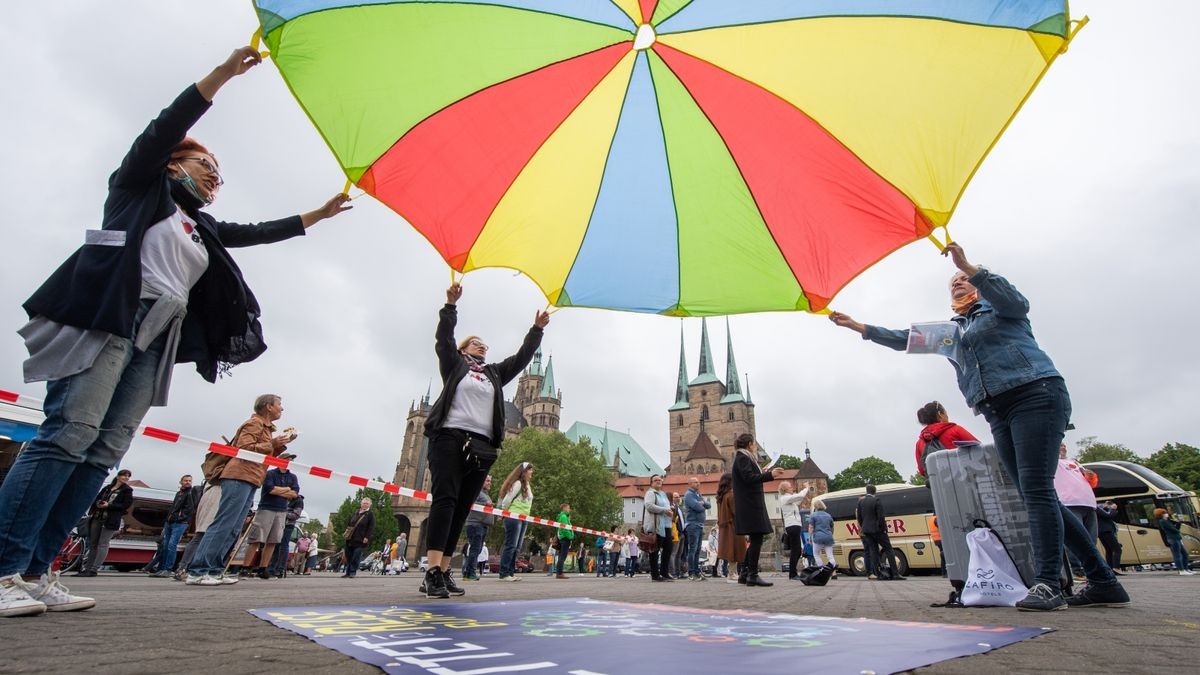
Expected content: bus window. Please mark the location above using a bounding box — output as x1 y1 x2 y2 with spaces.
878 488 934 517
1090 465 1150 500
1123 496 1158 529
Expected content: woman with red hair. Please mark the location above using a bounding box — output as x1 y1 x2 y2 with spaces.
0 46 350 617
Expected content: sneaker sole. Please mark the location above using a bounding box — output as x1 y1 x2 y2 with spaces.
1068 601 1131 608
1 603 47 617
1017 604 1068 612
45 599 96 612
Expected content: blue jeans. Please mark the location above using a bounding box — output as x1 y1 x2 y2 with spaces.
625 555 637 576
685 524 703 576
158 521 189 572
0 306 166 577
980 378 1115 588
462 523 485 578
344 544 365 576
187 479 255 577
500 518 527 578
555 541 571 574
1168 539 1190 571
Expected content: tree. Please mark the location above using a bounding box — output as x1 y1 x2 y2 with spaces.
829 456 903 491
774 454 806 470
908 473 927 487
329 481 399 553
1074 436 1142 464
300 518 324 537
1146 443 1200 491
486 428 623 551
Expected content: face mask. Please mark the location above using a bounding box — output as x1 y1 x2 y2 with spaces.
172 164 213 206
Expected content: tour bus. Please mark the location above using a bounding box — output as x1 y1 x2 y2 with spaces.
1084 460 1200 568
824 483 941 576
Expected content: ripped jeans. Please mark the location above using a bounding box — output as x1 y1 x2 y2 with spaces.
0 303 166 576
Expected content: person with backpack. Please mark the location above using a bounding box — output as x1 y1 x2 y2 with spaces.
914 401 978 480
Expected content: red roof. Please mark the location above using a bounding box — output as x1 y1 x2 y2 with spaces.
614 469 811 498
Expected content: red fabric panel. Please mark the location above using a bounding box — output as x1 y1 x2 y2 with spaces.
639 0 657 23
360 42 630 270
655 44 932 309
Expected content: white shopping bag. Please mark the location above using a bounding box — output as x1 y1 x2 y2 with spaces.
961 524 1028 607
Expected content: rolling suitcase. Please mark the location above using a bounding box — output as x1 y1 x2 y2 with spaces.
925 444 1036 590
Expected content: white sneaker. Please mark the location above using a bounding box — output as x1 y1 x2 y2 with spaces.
219 574 239 585
1 574 47 617
1180 570 1195 576
32 572 95 612
184 574 207 585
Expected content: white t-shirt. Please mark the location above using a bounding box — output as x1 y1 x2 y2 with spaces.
140 206 209 300
443 370 495 438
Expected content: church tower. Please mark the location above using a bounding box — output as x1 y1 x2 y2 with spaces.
392 384 434 557
524 355 562 431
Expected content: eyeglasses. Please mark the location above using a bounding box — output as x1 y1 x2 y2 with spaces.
468 340 488 350
181 156 224 186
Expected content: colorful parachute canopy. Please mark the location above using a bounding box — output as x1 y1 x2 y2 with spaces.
254 0 1078 316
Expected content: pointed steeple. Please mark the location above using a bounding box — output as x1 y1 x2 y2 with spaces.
744 373 754 405
669 324 690 411
538 355 556 398
689 317 720 385
424 379 432 405
527 347 543 377
721 317 744 403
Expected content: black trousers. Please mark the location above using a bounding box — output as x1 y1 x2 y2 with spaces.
1098 531 1123 569
863 531 900 577
425 429 496 559
785 525 804 577
745 533 766 573
650 533 673 579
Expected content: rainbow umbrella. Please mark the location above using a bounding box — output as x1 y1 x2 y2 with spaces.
253 0 1083 316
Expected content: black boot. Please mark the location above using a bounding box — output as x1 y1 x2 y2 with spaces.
442 569 466 596
745 566 773 587
423 568 450 599
737 567 748 585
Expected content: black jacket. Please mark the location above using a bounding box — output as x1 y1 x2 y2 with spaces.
425 304 543 445
344 509 375 545
856 494 885 534
1096 505 1119 536
90 483 133 530
22 85 305 382
165 485 202 524
732 451 774 535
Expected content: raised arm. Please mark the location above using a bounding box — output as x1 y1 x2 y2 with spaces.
435 285 462 382
944 242 1028 318
494 311 548 385
829 311 909 352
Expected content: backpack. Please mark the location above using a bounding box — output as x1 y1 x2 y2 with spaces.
297 537 311 553
918 431 946 477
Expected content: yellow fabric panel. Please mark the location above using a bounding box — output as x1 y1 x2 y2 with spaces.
659 17 1062 221
611 0 643 26
465 51 638 302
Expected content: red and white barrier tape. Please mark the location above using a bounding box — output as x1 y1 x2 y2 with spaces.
1 388 634 543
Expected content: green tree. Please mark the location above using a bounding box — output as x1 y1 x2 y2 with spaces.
300 518 324 537
329 481 398 553
908 473 927 487
1146 443 1200 491
486 428 622 551
1074 436 1142 464
829 456 903 491
774 454 806 470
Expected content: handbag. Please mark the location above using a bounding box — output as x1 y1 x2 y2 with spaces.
961 519 1028 607
798 564 834 586
461 435 498 472
637 502 658 553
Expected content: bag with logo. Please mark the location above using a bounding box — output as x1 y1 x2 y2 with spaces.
960 520 1028 607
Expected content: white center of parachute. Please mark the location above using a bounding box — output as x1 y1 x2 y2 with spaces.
634 24 656 51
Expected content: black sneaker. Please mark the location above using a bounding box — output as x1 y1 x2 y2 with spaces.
442 570 466 596
1065 582 1130 608
423 569 449 599
1016 582 1067 611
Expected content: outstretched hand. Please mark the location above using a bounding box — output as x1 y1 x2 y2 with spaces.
220 46 263 78
941 242 979 277
446 283 463 305
827 311 865 335
301 193 352 228
534 310 551 329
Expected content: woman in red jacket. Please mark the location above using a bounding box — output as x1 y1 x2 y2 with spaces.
914 401 978 478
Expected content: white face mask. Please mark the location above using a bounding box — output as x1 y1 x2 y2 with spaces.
172 163 213 206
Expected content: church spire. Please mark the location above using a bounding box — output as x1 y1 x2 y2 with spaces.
745 373 754 405
528 347 543 376
689 317 720 385
669 323 689 411
721 317 744 403
538 355 557 398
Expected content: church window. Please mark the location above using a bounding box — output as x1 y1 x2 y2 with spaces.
677 415 683 427
728 410 734 421
701 405 709 421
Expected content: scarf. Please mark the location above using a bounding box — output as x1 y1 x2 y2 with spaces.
464 353 486 373
951 290 979 316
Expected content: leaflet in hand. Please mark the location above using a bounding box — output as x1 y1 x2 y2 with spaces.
906 321 961 363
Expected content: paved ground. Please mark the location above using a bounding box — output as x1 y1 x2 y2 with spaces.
3 568 1196 674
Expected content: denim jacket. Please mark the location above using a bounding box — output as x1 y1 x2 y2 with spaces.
863 268 1060 408
683 487 710 527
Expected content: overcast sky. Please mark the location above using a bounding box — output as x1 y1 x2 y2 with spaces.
2 2 1196 522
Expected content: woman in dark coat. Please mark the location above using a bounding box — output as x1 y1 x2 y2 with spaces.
0 46 349 616
731 434 784 587
715 472 744 580
79 469 134 577
419 282 548 598
341 498 376 579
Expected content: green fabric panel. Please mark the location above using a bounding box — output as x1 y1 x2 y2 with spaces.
650 0 694 27
1027 12 1067 38
265 4 632 178
646 52 806 316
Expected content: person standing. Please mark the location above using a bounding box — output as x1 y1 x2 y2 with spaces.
341 498 375 578
914 401 979 479
605 526 622 579
829 242 1127 610
576 540 589 576
683 477 711 581
0 47 350 618
240 461 300 580
1156 508 1194 576
396 532 408 570
1096 501 1123 574
808 499 837 577
78 469 134 577
149 474 200 577
643 476 674 582
731 435 785 587
293 533 312 575
555 504 574 579
623 528 640 577
669 492 685 578
778 481 812 580
716 473 744 583
462 475 494 581
856 485 904 581
1054 443 1098 578
419 282 547 599
497 462 533 581
268 493 304 577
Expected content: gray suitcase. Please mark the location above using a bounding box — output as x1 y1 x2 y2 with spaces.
926 444 1036 588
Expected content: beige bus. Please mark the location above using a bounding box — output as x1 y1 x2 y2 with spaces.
823 483 941 576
